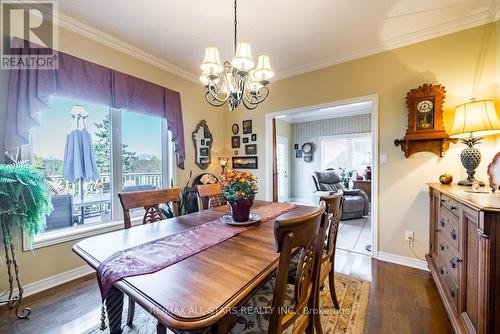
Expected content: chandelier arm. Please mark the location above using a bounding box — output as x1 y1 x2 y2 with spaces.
242 98 260 110
243 86 270 106
205 91 226 108
207 83 229 104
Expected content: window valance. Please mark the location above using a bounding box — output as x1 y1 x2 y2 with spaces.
5 38 185 169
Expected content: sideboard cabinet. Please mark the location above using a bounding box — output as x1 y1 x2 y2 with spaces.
427 183 500 334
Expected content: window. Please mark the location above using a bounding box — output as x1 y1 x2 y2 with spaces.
320 133 372 175
28 96 172 249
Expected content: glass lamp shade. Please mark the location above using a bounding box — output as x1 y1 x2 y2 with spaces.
450 99 500 138
253 55 274 81
201 47 223 74
230 42 254 71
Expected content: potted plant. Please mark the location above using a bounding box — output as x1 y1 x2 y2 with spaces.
0 162 52 244
0 162 52 319
219 170 258 222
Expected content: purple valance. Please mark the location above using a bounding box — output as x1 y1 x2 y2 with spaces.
4 38 185 169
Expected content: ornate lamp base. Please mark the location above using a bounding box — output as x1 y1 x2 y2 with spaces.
458 143 484 187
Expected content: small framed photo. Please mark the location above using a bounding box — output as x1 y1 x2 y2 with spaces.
205 140 210 146
251 134 257 141
234 150 238 155
201 139 205 145
232 123 239 135
294 144 299 150
200 148 209 156
242 120 252 134
296 150 303 158
232 156 258 169
245 144 257 155
231 136 240 148
243 137 249 144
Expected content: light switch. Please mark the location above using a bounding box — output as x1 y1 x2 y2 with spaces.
380 153 388 164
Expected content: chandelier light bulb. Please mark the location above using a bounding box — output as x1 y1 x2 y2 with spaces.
253 55 274 81
199 69 220 86
231 42 254 71
201 47 223 74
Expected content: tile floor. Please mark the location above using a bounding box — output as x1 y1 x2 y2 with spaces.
337 215 371 255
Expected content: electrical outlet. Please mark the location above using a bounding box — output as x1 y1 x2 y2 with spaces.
405 231 415 242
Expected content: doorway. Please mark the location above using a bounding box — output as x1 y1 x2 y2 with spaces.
276 136 290 202
265 95 379 258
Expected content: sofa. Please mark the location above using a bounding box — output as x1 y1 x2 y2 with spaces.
312 170 369 220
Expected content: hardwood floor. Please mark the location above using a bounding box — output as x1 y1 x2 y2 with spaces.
0 250 452 334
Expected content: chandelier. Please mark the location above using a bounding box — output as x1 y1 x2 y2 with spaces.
199 0 274 111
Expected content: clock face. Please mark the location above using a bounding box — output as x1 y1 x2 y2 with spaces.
416 99 434 130
302 143 312 153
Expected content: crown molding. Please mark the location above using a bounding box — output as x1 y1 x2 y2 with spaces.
282 109 371 124
55 11 199 83
274 7 498 81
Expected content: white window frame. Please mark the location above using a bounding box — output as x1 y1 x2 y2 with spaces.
23 107 175 251
319 132 372 172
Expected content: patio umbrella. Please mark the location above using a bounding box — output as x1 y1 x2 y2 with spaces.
62 105 100 223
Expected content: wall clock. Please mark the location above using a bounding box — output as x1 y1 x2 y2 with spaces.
394 83 455 158
302 142 314 162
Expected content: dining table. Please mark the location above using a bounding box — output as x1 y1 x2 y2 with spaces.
73 200 317 334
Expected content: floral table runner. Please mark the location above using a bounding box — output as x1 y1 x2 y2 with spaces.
97 202 296 300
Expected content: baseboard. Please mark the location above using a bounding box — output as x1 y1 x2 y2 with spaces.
2 265 94 298
376 251 429 271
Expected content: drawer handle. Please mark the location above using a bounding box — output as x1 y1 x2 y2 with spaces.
440 219 445 227
439 266 444 275
450 229 457 240
449 287 455 298
450 257 462 269
440 243 445 251
450 205 458 211
435 228 441 232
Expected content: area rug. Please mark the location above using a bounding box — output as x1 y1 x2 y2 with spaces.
86 273 370 334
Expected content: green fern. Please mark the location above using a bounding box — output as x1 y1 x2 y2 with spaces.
0 162 53 245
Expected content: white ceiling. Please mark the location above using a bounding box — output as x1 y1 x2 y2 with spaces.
278 101 372 123
56 0 499 82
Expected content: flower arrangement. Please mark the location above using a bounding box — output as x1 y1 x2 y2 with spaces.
219 170 258 202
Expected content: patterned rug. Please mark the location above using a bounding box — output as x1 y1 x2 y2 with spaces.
86 273 370 334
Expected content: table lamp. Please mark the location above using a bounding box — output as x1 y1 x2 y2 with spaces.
218 157 229 174
449 99 500 186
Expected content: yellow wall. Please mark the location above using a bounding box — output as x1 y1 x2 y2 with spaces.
0 25 227 289
228 22 500 260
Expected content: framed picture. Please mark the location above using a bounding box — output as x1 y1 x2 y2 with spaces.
231 136 240 148
200 157 209 164
200 148 209 156
251 134 257 141
232 156 258 169
294 144 299 150
242 120 252 134
205 140 210 146
245 144 257 155
201 139 205 145
243 137 249 144
232 123 239 135
296 150 303 158
234 150 238 155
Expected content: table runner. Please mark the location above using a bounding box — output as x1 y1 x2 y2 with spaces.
97 202 296 300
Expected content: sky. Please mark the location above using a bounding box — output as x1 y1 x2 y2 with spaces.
32 96 162 160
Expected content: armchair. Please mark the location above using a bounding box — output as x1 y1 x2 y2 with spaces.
312 170 369 220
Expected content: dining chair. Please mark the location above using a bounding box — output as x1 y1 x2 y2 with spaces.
228 202 327 334
287 191 343 310
196 183 226 210
118 188 181 229
117 187 180 327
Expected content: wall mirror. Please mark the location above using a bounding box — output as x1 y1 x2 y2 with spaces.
488 153 500 192
192 119 213 169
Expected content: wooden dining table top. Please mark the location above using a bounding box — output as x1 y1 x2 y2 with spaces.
73 200 316 331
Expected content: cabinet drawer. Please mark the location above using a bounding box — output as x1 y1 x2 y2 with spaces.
440 194 460 217
437 257 460 313
439 209 460 251
437 234 460 284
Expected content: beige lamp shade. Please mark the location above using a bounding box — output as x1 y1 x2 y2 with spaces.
450 99 500 138
253 55 274 81
201 47 223 74
230 42 254 71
